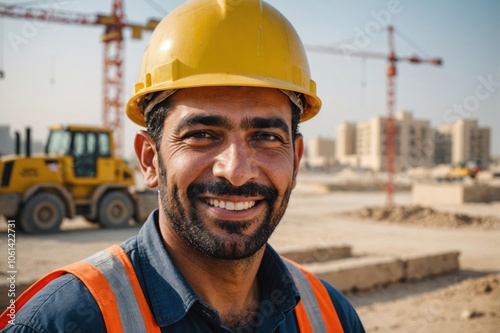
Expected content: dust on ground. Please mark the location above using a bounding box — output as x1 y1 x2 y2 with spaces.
342 205 500 230
353 274 500 333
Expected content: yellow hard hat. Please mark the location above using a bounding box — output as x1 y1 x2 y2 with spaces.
126 0 322 127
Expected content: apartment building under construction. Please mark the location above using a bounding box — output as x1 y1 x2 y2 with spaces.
335 111 490 171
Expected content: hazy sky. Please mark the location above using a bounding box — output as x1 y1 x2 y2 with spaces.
1 0 499 161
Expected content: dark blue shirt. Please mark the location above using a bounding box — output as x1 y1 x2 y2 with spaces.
2 210 365 332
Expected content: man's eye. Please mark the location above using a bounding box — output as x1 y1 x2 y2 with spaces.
183 131 216 142
191 132 213 139
184 131 213 139
254 133 283 142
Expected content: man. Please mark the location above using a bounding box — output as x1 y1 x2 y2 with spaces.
1 0 365 332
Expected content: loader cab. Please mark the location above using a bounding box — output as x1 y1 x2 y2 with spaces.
46 126 112 178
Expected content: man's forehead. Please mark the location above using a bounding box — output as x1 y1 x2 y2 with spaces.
168 87 293 120
171 86 290 106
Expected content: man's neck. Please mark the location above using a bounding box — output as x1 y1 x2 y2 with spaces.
159 218 264 328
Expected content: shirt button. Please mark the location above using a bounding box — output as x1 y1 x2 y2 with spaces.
201 308 215 320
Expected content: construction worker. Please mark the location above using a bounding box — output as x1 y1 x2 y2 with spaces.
1 0 365 332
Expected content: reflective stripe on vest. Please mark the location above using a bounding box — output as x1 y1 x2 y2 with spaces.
283 258 345 333
1 246 344 332
72 245 160 333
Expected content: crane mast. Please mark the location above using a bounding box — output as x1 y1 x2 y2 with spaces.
386 26 397 206
102 0 125 156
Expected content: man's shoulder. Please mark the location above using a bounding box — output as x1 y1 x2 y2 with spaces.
318 277 366 333
2 274 105 333
277 253 365 332
2 238 146 333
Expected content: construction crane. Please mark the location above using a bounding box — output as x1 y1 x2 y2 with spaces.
306 26 442 205
0 1 160 155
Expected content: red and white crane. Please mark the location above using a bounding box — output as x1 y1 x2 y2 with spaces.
306 26 442 205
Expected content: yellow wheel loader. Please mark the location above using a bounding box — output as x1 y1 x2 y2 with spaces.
0 125 157 234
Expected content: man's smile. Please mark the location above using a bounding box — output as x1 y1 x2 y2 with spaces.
206 198 257 211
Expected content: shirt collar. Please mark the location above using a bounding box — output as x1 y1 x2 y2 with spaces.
136 210 299 327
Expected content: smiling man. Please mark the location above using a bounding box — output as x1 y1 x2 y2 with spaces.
1 0 365 332
149 87 298 261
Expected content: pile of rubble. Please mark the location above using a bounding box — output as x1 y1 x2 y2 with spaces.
344 205 500 230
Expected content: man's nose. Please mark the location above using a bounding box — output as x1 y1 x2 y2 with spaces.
212 139 258 187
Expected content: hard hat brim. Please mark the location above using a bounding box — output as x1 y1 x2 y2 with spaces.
127 73 321 127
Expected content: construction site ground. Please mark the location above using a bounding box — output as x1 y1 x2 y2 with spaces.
1 182 499 332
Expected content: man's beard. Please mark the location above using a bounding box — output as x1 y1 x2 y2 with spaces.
158 154 293 260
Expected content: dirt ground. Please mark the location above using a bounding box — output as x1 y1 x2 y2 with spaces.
350 273 500 332
1 188 499 332
337 204 500 332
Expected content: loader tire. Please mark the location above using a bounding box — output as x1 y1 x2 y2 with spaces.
20 192 65 234
98 191 133 229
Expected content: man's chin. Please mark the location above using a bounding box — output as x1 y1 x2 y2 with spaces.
213 219 254 235
197 233 268 261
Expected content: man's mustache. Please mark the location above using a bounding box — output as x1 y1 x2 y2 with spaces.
188 181 278 202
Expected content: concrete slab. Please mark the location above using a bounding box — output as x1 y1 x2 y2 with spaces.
301 251 461 292
402 251 460 281
304 256 405 292
280 244 352 264
413 183 500 204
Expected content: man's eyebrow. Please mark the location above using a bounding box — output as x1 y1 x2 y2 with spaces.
174 114 233 133
240 117 290 134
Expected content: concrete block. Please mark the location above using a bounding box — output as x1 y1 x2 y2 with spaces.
304 256 405 292
301 251 461 292
402 251 460 281
463 185 500 202
412 183 500 204
281 245 352 264
413 183 463 204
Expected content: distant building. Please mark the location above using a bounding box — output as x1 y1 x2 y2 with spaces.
435 119 490 167
394 111 434 170
0 125 14 155
433 128 452 165
305 136 336 168
336 122 358 166
0 125 45 156
336 111 433 171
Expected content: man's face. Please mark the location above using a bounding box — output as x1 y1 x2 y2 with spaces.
147 86 303 260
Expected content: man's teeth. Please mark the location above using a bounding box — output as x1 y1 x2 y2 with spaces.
208 199 256 211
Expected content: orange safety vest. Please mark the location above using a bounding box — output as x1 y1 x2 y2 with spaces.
0 245 344 332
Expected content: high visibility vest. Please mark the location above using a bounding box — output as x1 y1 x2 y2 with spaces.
1 245 344 332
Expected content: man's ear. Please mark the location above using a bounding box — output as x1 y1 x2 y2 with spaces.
291 134 304 189
134 130 159 188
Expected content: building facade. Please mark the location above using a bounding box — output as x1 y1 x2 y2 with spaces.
336 111 434 171
336 122 358 166
305 136 336 168
435 119 490 167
